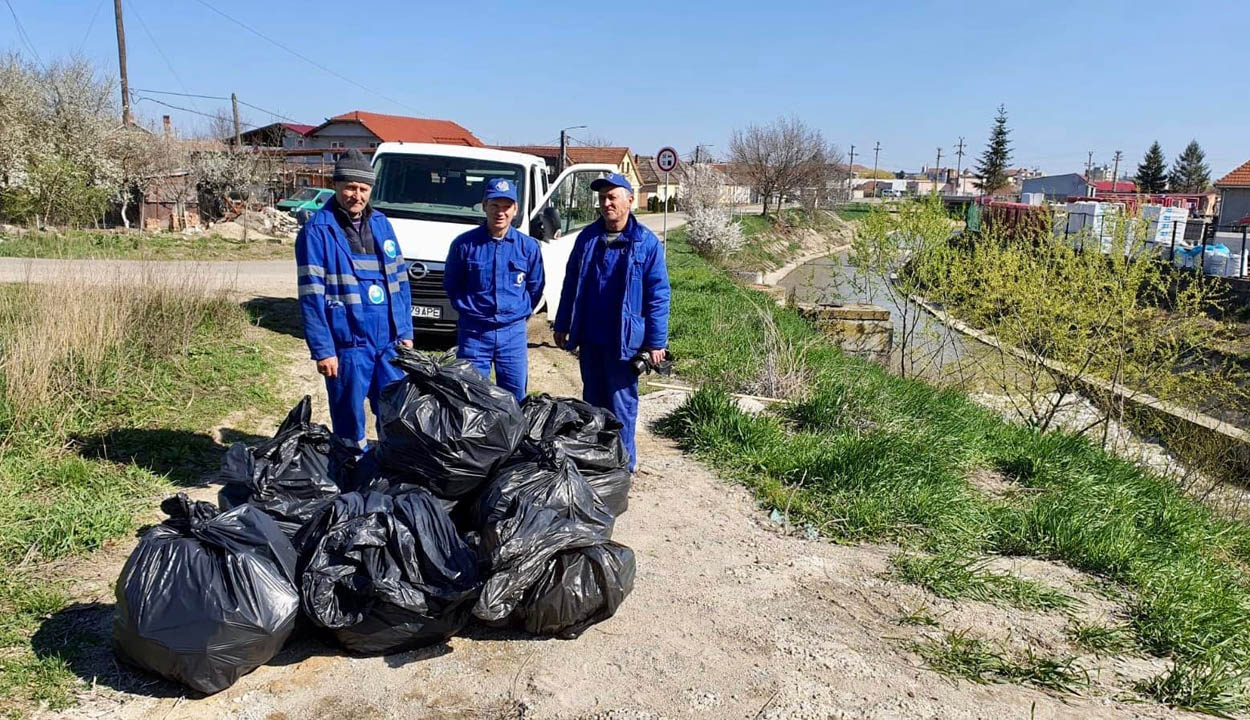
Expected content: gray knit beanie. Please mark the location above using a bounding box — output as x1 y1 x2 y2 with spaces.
333 149 375 185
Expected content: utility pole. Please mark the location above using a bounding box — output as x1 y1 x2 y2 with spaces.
1085 151 1094 178
847 144 856 200
935 147 943 191
954 137 966 195
113 0 131 125
871 141 881 197
1111 150 1123 193
231 93 242 149
559 129 567 174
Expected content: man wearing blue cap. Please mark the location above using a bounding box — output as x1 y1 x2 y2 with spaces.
296 149 414 446
553 173 671 472
444 177 545 401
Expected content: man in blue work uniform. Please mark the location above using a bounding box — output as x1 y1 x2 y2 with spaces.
553 173 670 472
444 177 545 401
296 149 414 446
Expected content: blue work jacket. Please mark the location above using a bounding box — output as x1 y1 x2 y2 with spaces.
296 202 413 360
553 215 671 360
444 225 545 327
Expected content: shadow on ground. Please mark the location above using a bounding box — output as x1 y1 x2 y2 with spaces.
32 603 510 699
73 427 270 487
243 296 304 341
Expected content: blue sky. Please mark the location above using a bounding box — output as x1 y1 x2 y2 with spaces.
4 0 1248 177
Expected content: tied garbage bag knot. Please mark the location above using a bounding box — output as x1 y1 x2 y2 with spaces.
112 493 300 694
472 438 615 536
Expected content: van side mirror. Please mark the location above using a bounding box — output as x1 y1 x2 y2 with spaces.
531 205 561 241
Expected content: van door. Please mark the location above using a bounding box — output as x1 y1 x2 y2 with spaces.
527 164 615 316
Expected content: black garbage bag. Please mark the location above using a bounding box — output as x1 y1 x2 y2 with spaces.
376 347 524 499
473 440 613 535
295 490 482 655
474 502 635 638
112 494 300 694
518 395 632 515
218 396 359 538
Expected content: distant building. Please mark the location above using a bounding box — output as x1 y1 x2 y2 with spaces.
300 111 482 158
236 122 314 149
634 154 683 207
1215 158 1250 226
495 145 644 209
1020 173 1093 201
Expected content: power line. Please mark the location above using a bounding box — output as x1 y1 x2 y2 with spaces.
77 0 108 53
235 99 302 125
131 94 263 129
131 87 227 101
4 0 43 67
193 0 417 113
133 87 303 125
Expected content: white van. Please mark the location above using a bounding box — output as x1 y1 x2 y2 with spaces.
369 142 614 334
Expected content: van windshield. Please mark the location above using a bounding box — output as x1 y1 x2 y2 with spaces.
289 188 321 202
371 154 527 226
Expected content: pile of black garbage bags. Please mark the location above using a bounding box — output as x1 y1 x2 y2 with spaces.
112 347 636 694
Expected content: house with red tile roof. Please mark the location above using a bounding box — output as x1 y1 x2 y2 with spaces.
1216 159 1250 226
494 145 644 208
305 111 482 154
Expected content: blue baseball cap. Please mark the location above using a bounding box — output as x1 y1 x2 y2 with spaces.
483 177 518 203
590 172 633 194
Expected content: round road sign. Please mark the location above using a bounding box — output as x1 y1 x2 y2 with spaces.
656 147 678 173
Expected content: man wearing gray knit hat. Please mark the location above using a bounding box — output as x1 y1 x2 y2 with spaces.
295 148 414 446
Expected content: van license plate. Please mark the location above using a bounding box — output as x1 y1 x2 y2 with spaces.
412 305 442 320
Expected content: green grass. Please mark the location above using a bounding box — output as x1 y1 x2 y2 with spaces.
658 231 1250 712
0 229 293 260
0 282 284 716
835 203 873 222
912 629 1088 693
1136 657 1249 717
891 552 1075 611
1066 620 1137 656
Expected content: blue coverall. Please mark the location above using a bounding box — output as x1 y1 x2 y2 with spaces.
553 215 671 471
443 224 545 401
296 199 413 445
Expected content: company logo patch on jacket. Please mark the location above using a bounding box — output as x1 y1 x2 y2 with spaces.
367 285 386 305
514 271 526 287
383 239 399 259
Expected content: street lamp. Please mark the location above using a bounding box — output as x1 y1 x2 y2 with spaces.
559 125 587 173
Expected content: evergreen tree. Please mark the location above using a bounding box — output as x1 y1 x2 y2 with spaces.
1168 140 1211 193
974 104 1011 193
1135 142 1168 193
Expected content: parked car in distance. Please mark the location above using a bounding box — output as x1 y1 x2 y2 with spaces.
277 187 334 217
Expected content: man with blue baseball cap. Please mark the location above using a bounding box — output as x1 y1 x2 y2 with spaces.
553 172 671 472
444 177 545 400
296 149 414 446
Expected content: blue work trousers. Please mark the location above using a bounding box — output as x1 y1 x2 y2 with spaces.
457 319 528 401
578 342 639 472
324 296 405 446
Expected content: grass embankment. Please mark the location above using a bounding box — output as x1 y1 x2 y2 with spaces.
660 229 1250 715
0 276 283 716
0 229 293 260
722 209 840 274
835 202 873 222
